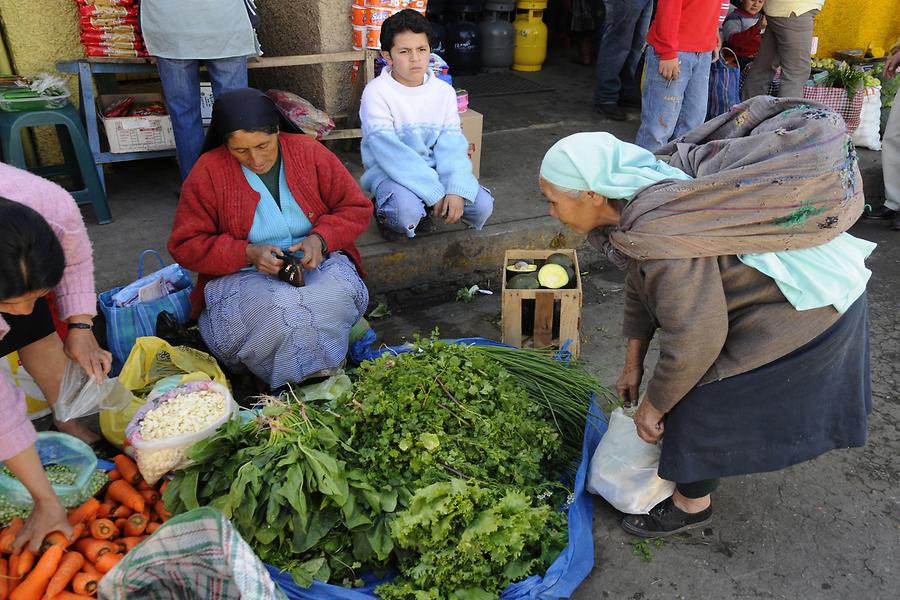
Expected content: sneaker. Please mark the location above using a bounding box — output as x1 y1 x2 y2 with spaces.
595 103 627 121
862 205 897 220
621 496 713 538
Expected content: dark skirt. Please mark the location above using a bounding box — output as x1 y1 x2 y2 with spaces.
658 293 872 483
0 297 55 357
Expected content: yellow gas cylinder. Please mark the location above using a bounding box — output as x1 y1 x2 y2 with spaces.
512 0 548 72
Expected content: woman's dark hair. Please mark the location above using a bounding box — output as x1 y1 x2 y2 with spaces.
0 197 65 301
225 124 279 143
380 9 434 53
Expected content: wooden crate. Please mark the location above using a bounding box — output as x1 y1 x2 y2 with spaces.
501 249 582 357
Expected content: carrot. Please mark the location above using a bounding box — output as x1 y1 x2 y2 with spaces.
136 480 152 491
6 556 18 593
67 498 101 527
9 543 62 600
145 522 160 535
72 539 116 564
106 481 144 513
95 502 111 519
54 592 96 600
43 550 84 598
122 514 147 538
12 551 32 578
112 455 140 486
0 557 8 600
93 552 121 574
72 575 97 595
158 479 169 494
78 562 100 578
152 501 169 522
139 489 160 505
114 518 128 533
89 519 118 541
116 536 146 553
111 505 132 520
43 524 84 550
0 519 24 554
107 468 122 481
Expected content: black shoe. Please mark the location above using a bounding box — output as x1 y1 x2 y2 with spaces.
416 213 436 234
618 96 642 110
621 496 712 538
595 103 627 121
891 214 900 231
376 219 412 243
862 205 897 220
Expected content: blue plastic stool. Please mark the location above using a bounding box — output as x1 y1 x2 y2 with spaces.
0 102 112 224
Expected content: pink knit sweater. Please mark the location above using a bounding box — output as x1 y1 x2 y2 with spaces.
0 163 97 461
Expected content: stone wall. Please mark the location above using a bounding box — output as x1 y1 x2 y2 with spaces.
252 0 355 117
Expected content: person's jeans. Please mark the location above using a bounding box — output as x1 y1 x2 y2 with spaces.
741 10 817 100
635 49 712 151
593 0 654 105
156 56 249 180
374 180 494 238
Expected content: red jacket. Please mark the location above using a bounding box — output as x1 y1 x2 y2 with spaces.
168 133 371 319
647 0 728 61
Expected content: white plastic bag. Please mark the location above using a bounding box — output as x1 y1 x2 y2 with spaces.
54 360 131 422
851 86 882 150
125 380 238 484
586 407 675 514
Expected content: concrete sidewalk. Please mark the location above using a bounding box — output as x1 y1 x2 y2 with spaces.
85 55 888 296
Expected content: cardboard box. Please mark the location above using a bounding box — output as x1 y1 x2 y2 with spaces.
460 108 483 178
98 93 175 153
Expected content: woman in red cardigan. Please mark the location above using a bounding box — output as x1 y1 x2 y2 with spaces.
168 88 371 388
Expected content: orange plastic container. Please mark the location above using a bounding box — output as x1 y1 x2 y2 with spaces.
366 26 382 50
351 4 366 26
352 26 366 50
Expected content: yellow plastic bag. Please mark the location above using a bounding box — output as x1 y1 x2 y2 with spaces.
100 336 229 448
1 352 52 420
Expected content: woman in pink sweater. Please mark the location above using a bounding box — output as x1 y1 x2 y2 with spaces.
0 163 111 551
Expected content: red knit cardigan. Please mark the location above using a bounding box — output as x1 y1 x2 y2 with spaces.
168 133 371 320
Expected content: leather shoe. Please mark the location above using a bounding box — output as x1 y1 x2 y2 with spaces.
595 103 627 121
621 496 712 538
862 205 897 220
891 214 900 231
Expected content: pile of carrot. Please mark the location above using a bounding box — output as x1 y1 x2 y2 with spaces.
0 455 170 599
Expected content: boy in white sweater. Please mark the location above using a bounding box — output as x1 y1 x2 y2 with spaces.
360 9 494 240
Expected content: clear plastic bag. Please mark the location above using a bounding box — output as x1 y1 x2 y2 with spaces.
586 407 675 514
0 432 97 509
125 381 238 485
54 360 131 422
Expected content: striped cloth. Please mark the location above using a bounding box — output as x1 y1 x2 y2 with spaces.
97 507 286 600
199 253 369 388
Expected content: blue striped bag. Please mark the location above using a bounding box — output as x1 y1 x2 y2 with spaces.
707 48 741 120
98 250 193 375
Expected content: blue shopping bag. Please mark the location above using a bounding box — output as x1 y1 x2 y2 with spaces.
707 48 741 120
98 250 193 375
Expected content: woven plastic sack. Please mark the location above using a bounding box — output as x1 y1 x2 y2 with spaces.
125 380 237 485
586 407 675 514
98 507 287 600
707 48 741 120
803 85 865 133
851 86 882 150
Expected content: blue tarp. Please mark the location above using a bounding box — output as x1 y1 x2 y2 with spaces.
268 337 607 599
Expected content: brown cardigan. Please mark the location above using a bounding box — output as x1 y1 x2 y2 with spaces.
623 255 842 413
